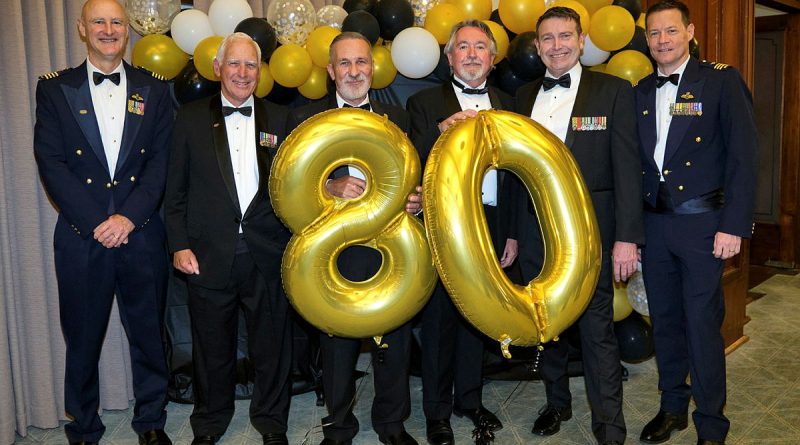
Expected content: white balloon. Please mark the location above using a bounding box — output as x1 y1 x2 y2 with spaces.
580 34 610 66
317 5 348 29
208 0 254 36
390 27 440 79
170 9 214 55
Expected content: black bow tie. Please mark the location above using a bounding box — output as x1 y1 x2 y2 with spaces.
656 73 680 88
222 105 252 117
542 74 571 91
451 77 489 95
93 71 120 85
343 103 371 111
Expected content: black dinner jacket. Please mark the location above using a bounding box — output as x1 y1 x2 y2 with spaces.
165 93 290 289
515 68 645 250
406 83 517 245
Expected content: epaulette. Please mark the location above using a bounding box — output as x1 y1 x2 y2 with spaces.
134 65 167 81
39 67 71 80
700 60 730 70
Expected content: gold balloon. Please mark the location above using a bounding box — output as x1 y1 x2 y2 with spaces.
588 5 635 52
269 109 437 338
371 45 397 89
636 12 645 28
606 49 653 86
482 19 509 64
269 43 313 87
549 0 590 33
589 62 607 73
613 281 634 322
424 3 466 44
446 0 492 20
498 0 545 35
577 0 611 15
132 34 189 80
423 110 601 353
193 35 224 81
306 25 341 67
255 62 274 98
298 65 329 99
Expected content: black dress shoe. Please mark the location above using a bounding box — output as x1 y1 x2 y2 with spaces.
138 429 172 445
697 440 724 445
191 435 218 445
601 441 624 445
531 405 572 436
319 438 352 445
453 405 503 432
262 432 288 445
639 410 688 444
425 419 454 445
380 430 418 445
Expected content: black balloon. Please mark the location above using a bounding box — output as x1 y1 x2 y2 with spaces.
433 45 450 82
689 37 700 59
173 60 220 105
506 32 545 81
342 10 381 45
612 0 642 21
489 9 516 41
611 26 649 58
489 60 529 96
374 0 414 41
615 314 655 364
265 82 301 106
344 0 377 15
234 17 277 61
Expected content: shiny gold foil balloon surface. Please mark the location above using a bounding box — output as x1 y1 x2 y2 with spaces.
269 108 437 338
422 110 601 353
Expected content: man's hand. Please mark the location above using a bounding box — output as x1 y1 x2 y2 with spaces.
174 249 200 275
713 232 741 260
499 238 518 268
612 241 638 282
94 214 135 248
438 109 478 133
325 176 366 199
405 186 423 213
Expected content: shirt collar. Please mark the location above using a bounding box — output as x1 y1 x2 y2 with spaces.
221 94 255 113
657 55 690 80
336 92 369 108
452 75 488 91
544 63 582 90
86 59 125 83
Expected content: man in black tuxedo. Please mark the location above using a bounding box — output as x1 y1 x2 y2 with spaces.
164 33 292 445
407 20 516 445
33 1 172 444
285 32 422 445
635 2 756 444
513 7 643 445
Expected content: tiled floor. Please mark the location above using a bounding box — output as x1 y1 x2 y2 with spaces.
14 273 800 445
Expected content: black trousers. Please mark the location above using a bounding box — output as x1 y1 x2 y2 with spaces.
420 205 500 420
320 245 413 441
56 222 169 443
187 249 292 436
642 210 728 442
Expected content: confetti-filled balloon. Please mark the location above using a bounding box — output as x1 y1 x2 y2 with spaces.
267 0 318 46
411 0 440 27
125 0 180 36
317 5 349 29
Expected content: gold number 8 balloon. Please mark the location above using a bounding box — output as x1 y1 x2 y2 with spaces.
269 108 437 338
423 110 602 356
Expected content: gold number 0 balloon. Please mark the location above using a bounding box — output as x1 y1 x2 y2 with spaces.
423 110 601 355
269 108 437 338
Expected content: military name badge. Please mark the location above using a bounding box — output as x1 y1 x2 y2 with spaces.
571 116 607 131
127 93 145 115
670 102 702 116
260 131 277 148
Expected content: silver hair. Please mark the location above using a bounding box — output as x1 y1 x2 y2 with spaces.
215 32 262 64
443 19 498 57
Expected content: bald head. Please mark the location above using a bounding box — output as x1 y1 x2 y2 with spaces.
78 0 129 72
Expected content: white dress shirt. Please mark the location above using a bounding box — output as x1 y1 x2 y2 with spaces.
221 94 258 231
87 60 126 177
531 63 583 143
654 56 691 180
451 76 498 206
336 92 371 181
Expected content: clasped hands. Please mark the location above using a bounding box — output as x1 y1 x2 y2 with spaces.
93 214 134 248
